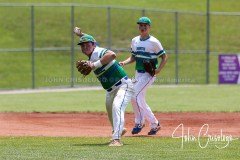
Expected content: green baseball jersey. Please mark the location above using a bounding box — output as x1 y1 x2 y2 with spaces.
131 35 166 71
90 46 127 90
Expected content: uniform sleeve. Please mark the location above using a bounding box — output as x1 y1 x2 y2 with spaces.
154 40 166 57
131 39 136 57
98 48 108 58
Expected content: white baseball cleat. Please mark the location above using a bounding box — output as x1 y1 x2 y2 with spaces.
111 128 127 137
110 128 127 142
109 139 123 147
121 128 127 136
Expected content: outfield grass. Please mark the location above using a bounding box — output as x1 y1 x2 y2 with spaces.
0 85 239 112
0 51 220 89
0 0 239 89
0 137 239 160
0 0 239 12
0 1 239 50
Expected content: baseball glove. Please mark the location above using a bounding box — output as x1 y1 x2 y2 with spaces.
143 60 156 77
76 60 92 76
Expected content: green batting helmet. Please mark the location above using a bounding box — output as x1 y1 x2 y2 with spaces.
137 17 151 25
77 34 96 45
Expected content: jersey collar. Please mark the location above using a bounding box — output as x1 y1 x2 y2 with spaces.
140 35 150 41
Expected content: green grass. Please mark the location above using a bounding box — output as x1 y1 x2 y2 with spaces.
0 1 239 51
0 51 220 89
0 0 239 12
0 85 239 112
0 137 239 160
0 0 239 89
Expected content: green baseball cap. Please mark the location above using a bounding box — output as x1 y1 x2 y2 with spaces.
77 34 96 45
137 17 151 25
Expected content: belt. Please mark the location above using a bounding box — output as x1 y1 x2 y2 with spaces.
137 70 145 73
107 76 128 92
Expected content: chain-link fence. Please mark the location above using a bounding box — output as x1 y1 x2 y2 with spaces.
0 3 239 89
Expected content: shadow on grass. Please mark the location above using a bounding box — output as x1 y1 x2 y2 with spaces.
72 142 109 147
72 142 131 147
125 135 153 138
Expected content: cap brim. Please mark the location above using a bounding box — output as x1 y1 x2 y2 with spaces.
137 22 150 25
77 41 95 45
77 41 88 45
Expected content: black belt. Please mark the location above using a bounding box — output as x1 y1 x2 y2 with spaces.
106 76 128 92
137 70 145 73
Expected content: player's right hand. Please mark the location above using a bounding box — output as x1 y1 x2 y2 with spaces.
119 61 125 67
73 27 81 36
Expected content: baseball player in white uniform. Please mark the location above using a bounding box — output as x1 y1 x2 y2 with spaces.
74 29 134 146
120 17 168 135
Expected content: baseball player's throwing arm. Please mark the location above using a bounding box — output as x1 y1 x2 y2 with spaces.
73 27 85 37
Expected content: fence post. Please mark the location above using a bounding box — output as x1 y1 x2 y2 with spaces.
70 5 75 87
175 12 179 84
206 0 210 84
142 9 145 16
31 5 35 89
107 7 111 49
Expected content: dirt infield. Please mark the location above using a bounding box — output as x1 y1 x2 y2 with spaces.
0 112 239 137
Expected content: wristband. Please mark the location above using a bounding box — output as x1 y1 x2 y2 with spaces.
93 60 103 68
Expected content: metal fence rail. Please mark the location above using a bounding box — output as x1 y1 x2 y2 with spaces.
0 3 239 89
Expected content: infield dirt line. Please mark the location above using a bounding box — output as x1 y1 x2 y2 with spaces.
0 112 239 138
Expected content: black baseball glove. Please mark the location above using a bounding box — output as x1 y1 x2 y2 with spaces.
143 60 156 77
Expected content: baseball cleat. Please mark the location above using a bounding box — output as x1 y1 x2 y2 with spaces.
109 139 123 147
131 124 145 134
148 122 161 135
112 128 127 136
121 128 127 136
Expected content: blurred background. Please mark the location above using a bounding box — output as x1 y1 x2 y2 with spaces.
0 0 239 89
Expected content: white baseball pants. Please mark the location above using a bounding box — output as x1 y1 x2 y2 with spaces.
105 78 134 140
131 71 159 128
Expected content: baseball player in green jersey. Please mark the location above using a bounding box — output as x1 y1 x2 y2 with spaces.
120 17 168 135
74 28 134 146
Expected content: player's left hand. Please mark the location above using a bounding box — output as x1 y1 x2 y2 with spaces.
155 69 161 75
143 60 155 77
76 60 92 76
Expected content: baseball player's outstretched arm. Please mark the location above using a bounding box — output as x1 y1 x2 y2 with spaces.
155 54 168 75
73 27 85 37
100 50 116 65
90 50 116 70
119 55 136 66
